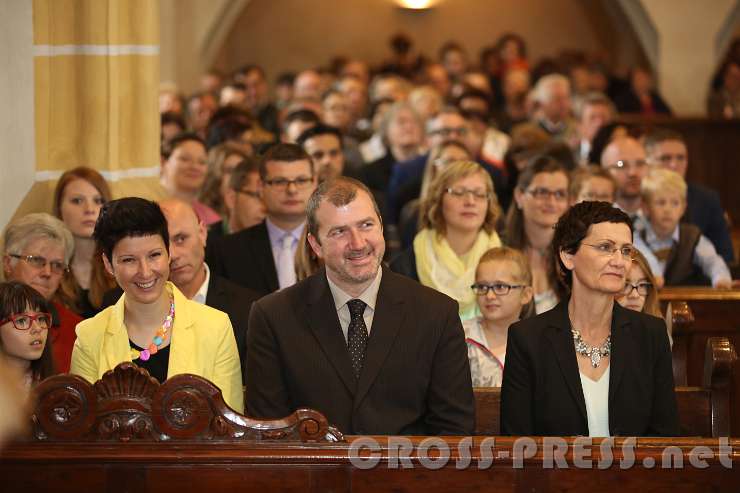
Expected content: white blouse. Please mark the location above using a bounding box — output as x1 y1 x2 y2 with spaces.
579 366 611 437
463 317 505 387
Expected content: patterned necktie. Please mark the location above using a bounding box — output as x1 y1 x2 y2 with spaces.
346 299 368 379
276 233 296 289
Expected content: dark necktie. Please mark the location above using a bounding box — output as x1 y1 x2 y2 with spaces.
347 299 368 379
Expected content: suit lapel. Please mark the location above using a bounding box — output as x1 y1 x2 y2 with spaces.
205 275 227 311
608 303 629 408
353 269 403 410
252 222 279 293
545 302 588 424
103 296 133 376
305 273 357 396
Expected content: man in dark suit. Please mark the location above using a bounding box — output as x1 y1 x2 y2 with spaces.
207 143 318 296
644 129 735 264
159 199 260 382
246 177 475 435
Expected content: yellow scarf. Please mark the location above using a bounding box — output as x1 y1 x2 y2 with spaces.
413 228 502 320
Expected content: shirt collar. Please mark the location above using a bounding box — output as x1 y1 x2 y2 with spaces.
464 317 489 348
326 268 383 312
191 263 210 304
643 220 679 245
265 217 306 247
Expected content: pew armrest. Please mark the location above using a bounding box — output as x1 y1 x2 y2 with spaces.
703 337 737 437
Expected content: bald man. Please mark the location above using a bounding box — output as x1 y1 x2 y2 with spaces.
160 199 260 381
600 136 649 219
103 199 260 382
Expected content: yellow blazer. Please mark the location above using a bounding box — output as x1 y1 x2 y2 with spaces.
70 282 244 412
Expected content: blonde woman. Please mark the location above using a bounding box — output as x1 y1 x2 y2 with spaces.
390 161 502 320
617 248 672 345
398 140 471 248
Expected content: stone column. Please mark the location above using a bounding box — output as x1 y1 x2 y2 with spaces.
1 0 162 229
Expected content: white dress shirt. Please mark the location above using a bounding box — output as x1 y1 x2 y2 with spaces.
326 269 382 343
191 263 211 304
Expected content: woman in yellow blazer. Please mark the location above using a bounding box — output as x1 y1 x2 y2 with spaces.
70 198 243 412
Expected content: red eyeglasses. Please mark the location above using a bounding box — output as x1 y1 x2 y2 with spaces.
0 313 52 331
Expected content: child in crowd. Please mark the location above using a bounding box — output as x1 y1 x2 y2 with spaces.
568 167 616 205
634 167 731 288
0 282 55 391
463 247 534 387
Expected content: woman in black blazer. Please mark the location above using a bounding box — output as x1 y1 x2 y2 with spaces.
500 201 679 436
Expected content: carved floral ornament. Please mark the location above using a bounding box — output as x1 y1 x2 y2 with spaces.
30 363 344 443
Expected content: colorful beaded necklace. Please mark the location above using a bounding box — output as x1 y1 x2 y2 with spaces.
130 297 175 362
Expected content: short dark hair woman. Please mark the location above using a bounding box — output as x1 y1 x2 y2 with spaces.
69 198 244 412
500 201 679 436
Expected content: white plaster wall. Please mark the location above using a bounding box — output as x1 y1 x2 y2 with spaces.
0 0 35 230
641 0 737 115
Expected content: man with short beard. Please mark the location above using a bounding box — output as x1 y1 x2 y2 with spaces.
245 177 474 436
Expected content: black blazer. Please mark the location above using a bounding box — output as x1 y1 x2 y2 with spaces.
686 182 734 264
388 247 418 281
206 221 279 297
245 267 475 436
205 275 261 383
500 300 680 437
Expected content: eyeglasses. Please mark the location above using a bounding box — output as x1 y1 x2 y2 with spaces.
262 176 314 190
580 192 614 202
607 159 648 172
0 312 52 331
445 187 490 201
582 242 636 261
653 154 687 164
471 283 525 296
525 187 568 201
429 126 468 138
8 254 68 274
236 188 260 199
623 282 653 296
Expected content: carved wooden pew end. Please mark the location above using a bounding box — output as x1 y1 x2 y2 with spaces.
30 362 344 443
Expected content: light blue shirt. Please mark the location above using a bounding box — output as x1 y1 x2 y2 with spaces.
265 218 306 289
634 221 731 286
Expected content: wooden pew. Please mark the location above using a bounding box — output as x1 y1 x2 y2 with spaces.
0 363 738 492
474 337 736 437
661 287 740 431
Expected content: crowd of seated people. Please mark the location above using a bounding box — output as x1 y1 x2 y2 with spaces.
3 32 740 440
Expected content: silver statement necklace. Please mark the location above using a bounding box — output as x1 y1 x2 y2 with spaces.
571 327 611 368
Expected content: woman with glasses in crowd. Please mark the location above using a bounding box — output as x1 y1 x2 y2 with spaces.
464 247 534 387
616 249 672 345
397 140 472 248
70 198 244 412
2 213 80 373
501 201 679 437
391 161 502 320
53 167 117 318
0 282 55 390
504 155 570 314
